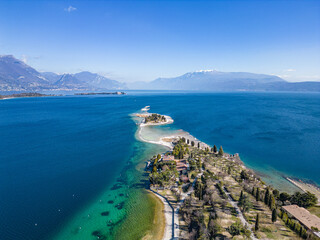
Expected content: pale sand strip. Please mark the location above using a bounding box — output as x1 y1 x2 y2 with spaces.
149 189 174 240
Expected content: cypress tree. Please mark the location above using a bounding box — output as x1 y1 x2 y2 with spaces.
218 146 224 156
264 188 270 205
292 222 296 231
213 145 217 153
252 187 255 196
239 190 243 202
256 188 260 201
255 214 260 231
152 166 157 173
269 195 276 210
272 209 277 222
198 142 200 148
268 194 272 207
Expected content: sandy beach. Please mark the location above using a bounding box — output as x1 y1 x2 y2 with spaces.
141 192 167 240
148 189 173 240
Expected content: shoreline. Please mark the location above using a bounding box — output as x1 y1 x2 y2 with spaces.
141 191 167 240
134 112 174 239
147 189 173 240
287 177 320 206
134 109 320 239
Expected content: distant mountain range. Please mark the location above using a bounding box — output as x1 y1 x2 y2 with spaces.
128 70 320 92
0 55 126 91
1 55 319 92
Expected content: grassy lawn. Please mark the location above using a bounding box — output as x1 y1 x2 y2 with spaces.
308 205 320 218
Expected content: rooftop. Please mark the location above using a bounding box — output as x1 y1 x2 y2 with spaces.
162 155 175 161
282 205 320 231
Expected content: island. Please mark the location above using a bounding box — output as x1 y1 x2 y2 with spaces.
135 111 320 240
74 92 126 95
0 92 58 100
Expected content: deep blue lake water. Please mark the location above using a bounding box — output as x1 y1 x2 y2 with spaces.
0 92 319 239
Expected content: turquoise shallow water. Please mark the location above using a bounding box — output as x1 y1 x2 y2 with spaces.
0 92 319 239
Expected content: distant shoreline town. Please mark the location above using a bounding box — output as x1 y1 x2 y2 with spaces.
0 92 126 100
135 109 320 240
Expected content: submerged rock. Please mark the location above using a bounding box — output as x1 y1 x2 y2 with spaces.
92 230 106 240
110 183 122 190
115 201 125 210
101 211 110 216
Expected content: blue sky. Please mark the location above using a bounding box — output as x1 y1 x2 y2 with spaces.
0 0 319 82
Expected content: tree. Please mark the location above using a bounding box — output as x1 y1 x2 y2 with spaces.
152 165 157 173
208 219 221 238
269 195 276 210
195 181 204 200
213 145 217 153
187 139 190 144
191 141 195 147
228 221 242 236
197 142 200 149
255 214 260 231
178 150 184 159
251 187 256 196
291 191 318 208
273 189 279 198
218 146 224 156
157 154 161 160
238 194 253 213
240 170 249 180
264 188 270 205
279 192 291 204
272 209 277 222
256 188 260 201
239 190 243 202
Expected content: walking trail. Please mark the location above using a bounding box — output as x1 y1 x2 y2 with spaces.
224 187 258 240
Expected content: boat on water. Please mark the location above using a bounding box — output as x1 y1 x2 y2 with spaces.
141 106 150 111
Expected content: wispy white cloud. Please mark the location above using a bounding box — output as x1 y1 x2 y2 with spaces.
64 6 77 13
285 69 296 72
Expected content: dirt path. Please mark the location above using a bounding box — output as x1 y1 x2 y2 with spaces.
224 187 257 240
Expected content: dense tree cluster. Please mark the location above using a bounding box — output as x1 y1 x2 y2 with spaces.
290 191 318 208
144 113 166 123
173 139 189 159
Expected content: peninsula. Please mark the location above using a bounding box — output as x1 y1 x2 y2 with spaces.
0 92 58 100
135 109 320 240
